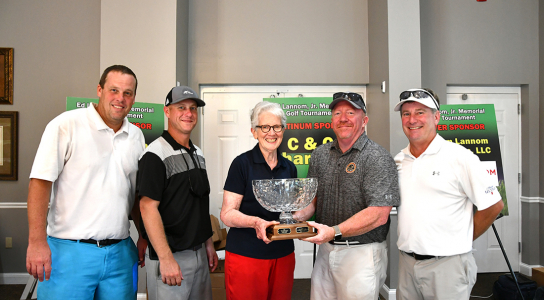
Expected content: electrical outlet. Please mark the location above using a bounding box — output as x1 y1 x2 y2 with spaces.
6 237 12 248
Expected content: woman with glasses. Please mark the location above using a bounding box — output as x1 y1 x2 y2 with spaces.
220 101 297 300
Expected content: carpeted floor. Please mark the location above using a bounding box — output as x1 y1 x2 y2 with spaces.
0 272 523 300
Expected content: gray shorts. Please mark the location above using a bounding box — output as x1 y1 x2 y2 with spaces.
145 245 212 300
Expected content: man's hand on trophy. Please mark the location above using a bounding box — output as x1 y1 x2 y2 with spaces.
253 218 280 244
301 221 335 245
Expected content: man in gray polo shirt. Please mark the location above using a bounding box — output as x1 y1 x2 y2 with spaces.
294 92 400 300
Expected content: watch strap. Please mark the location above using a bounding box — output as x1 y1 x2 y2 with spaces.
333 225 342 240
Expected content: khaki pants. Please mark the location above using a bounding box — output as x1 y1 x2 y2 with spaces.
397 251 477 300
311 241 387 300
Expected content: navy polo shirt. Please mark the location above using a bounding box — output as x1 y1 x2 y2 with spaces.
223 144 297 259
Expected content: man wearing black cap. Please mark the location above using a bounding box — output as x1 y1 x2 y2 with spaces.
394 88 503 300
294 92 400 300
137 86 217 300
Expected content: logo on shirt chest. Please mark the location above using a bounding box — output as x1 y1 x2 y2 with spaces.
432 171 440 176
346 162 356 173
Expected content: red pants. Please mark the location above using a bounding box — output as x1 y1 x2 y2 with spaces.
225 251 295 300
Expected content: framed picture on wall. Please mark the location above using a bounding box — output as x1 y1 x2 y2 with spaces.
0 111 18 180
0 48 14 105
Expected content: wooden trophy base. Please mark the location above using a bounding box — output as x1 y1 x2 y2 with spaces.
266 221 317 241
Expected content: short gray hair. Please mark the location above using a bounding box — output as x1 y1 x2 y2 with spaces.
250 101 287 129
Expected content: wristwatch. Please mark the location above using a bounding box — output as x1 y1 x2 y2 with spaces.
333 225 342 241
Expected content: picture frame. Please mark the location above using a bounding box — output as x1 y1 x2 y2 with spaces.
0 48 14 105
0 111 18 180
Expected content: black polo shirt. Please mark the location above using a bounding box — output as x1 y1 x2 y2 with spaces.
223 144 297 259
137 131 212 258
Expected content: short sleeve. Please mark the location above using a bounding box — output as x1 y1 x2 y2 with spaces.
137 152 167 201
362 149 401 207
223 156 247 195
459 153 502 211
307 148 320 179
30 117 71 182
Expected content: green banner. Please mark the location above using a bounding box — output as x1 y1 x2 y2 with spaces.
67 97 164 146
267 97 334 178
439 104 508 217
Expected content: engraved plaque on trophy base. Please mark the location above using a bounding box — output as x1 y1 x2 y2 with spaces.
266 221 317 241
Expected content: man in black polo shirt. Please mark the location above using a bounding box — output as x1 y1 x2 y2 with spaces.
137 86 217 300
294 92 400 300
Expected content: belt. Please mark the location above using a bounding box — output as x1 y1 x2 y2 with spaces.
329 239 360 246
173 243 203 253
72 238 123 247
403 251 436 261
190 244 202 251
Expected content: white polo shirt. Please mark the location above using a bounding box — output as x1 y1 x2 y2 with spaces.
30 104 145 240
395 134 501 256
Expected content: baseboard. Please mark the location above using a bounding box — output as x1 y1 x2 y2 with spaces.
380 284 396 300
0 273 31 284
0 202 27 209
520 263 544 277
137 293 147 299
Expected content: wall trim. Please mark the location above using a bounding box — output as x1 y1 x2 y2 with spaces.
0 273 31 284
520 263 544 277
0 202 27 209
520 196 544 204
380 284 396 300
137 293 146 299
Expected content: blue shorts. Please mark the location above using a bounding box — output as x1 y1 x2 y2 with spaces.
37 236 138 300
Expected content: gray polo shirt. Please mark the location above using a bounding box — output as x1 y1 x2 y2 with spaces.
307 132 400 244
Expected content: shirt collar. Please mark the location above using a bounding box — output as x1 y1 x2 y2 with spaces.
330 132 369 153
88 103 130 134
403 134 445 157
250 143 288 168
161 130 195 153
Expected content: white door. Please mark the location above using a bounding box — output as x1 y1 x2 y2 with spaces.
447 87 520 272
201 85 365 278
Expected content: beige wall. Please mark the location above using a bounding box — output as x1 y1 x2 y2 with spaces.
188 0 369 88
101 0 177 105
0 0 101 273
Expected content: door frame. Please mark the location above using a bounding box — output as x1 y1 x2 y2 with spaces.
447 85 522 271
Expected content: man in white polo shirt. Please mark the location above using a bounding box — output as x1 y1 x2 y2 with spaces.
26 65 146 300
394 88 504 300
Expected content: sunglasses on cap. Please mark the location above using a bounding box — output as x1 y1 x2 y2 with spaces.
399 90 439 110
332 92 367 113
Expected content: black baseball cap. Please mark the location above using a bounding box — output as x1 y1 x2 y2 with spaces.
165 86 205 107
329 92 366 113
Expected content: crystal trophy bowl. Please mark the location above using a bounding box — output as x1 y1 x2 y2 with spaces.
252 178 318 225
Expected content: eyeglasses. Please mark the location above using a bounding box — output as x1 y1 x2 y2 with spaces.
332 92 366 113
399 90 439 109
256 125 284 133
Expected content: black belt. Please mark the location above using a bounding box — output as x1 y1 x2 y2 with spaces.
72 238 123 247
190 244 202 251
173 243 202 253
403 251 436 261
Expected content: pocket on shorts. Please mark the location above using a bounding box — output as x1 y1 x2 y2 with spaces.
460 253 477 285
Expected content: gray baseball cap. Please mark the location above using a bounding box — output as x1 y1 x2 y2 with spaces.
165 86 205 107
